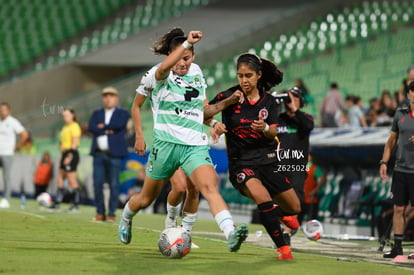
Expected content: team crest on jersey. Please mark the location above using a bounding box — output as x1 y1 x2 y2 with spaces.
236 172 246 183
259 108 268 119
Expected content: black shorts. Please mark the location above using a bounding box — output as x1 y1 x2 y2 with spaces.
391 171 414 206
59 149 79 172
229 162 293 197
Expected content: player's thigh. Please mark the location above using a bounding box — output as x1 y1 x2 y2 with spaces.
188 164 218 195
391 171 410 206
180 145 214 178
243 178 273 204
146 139 180 180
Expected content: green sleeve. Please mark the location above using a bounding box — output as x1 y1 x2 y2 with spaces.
314 166 324 179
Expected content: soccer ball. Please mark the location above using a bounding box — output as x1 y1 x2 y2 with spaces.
302 219 324 241
158 227 191 259
36 192 53 208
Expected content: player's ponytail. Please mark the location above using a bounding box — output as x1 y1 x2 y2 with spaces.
260 57 283 91
152 27 190 55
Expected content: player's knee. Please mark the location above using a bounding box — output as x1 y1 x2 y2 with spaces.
131 193 153 208
171 181 186 193
394 206 405 216
186 188 199 200
291 203 301 215
199 182 218 197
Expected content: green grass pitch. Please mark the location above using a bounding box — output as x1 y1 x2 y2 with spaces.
0 198 412 274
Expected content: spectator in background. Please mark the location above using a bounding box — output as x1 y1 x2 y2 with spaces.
54 108 82 211
397 65 414 106
395 90 407 109
365 97 392 127
298 153 327 224
88 86 130 222
20 132 36 155
379 90 397 118
346 95 367 128
0 102 29 208
354 95 367 113
319 82 345 127
335 108 350 128
33 152 53 198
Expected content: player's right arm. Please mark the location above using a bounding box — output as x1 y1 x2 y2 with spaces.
379 131 398 180
204 89 244 120
133 69 155 156
155 31 203 81
131 94 147 157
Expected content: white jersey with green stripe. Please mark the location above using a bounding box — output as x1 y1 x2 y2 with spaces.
136 63 208 146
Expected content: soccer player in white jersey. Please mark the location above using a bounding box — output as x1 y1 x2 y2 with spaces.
118 27 248 252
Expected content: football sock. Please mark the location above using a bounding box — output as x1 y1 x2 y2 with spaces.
73 188 80 206
121 202 137 222
258 201 287 248
166 201 182 220
214 210 235 240
56 188 65 203
182 212 197 233
394 234 403 248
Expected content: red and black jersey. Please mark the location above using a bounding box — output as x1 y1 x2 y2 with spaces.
209 85 282 165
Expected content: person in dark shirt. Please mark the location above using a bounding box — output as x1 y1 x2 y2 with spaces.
275 87 314 243
209 53 301 260
380 81 414 259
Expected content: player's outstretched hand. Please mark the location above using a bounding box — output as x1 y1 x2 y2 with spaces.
187 31 203 44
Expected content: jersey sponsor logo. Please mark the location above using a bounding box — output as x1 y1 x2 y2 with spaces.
233 104 241 114
277 125 298 134
233 126 262 139
267 152 276 159
400 117 406 123
240 118 254 124
175 108 183 115
259 108 268 119
174 107 200 118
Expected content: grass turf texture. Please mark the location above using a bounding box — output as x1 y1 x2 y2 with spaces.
0 199 412 274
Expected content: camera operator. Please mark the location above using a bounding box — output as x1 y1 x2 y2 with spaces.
274 87 315 243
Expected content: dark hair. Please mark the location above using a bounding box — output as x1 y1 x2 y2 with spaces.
152 27 192 55
0 102 10 109
236 53 283 91
409 81 414 91
353 95 361 105
330 82 338 89
288 86 305 107
63 107 77 122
